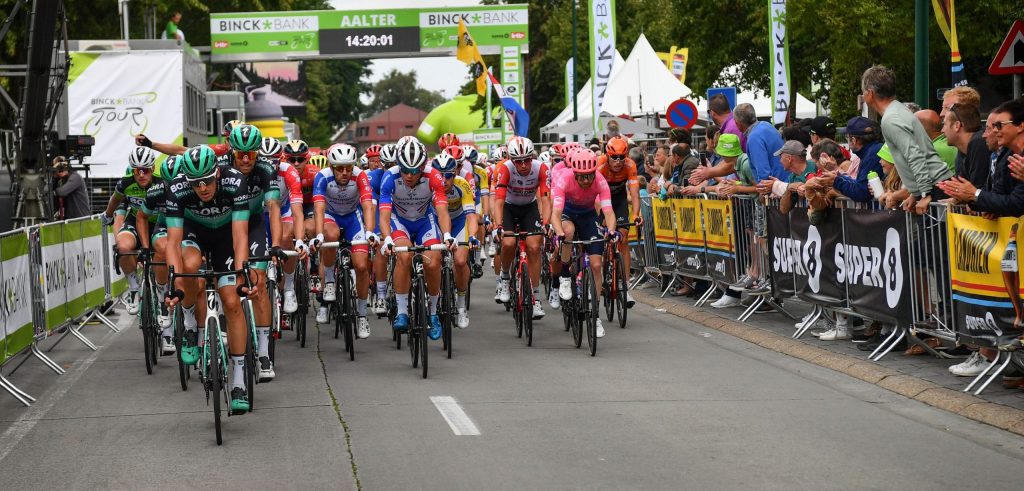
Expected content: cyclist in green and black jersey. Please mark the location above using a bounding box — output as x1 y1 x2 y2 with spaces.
136 155 183 353
164 145 254 413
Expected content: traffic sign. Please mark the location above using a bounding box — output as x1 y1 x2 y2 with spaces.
665 98 698 130
989 19 1024 75
706 87 737 112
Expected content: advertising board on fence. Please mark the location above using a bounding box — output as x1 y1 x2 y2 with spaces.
673 199 706 277
787 209 845 307
82 219 106 311
651 198 676 269
841 209 910 325
701 199 736 283
767 204 795 296
39 223 68 331
947 213 1024 346
0 231 32 364
63 220 87 321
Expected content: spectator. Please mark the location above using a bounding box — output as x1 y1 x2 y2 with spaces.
940 85 981 120
708 133 757 308
649 145 674 196
782 125 811 149
809 117 883 203
941 102 989 188
646 144 668 189
52 156 91 219
668 129 700 195
708 93 745 148
734 103 789 181
808 116 837 144
915 109 958 172
630 146 648 179
605 119 621 141
904 102 922 113
861 65 953 213
162 12 185 42
704 125 722 166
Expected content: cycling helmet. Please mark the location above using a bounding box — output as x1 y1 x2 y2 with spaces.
365 144 382 158
461 145 479 162
359 155 369 168
438 132 460 150
605 136 629 157
181 145 218 178
309 154 329 170
283 140 310 160
567 148 598 174
128 146 157 169
160 155 182 180
446 144 464 161
397 135 418 147
379 144 398 164
432 151 459 173
477 153 489 166
223 119 244 137
327 143 358 166
507 136 535 160
550 143 566 159
396 139 427 170
228 124 262 152
538 151 551 164
260 137 283 158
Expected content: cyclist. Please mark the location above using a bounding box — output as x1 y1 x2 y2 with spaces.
135 120 241 157
365 144 382 170
491 136 550 319
216 125 282 382
597 136 641 308
551 148 619 338
283 140 319 241
164 145 254 412
358 154 369 169
310 143 376 337
262 138 308 315
369 144 397 315
100 146 158 317
379 139 456 340
310 154 329 170
433 151 478 328
438 132 460 152
136 155 183 353
462 145 490 275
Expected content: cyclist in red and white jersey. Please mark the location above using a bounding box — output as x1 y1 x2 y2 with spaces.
261 138 308 314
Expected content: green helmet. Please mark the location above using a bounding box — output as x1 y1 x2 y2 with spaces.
181 145 217 178
160 155 182 180
229 124 262 152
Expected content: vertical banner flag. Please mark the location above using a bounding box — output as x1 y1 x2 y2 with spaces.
456 18 489 97
931 0 967 87
565 57 575 109
589 0 616 136
768 0 791 125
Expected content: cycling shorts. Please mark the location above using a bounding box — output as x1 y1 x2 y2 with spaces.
502 202 542 234
609 190 630 228
560 208 604 255
451 214 470 244
117 221 140 245
390 214 441 247
150 224 168 244
324 210 370 254
303 202 315 219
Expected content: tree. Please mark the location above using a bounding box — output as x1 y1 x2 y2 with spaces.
365 69 447 116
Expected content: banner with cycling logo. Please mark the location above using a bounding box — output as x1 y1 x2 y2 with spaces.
63 220 88 322
702 198 736 284
81 218 107 311
840 208 911 325
651 197 676 269
673 198 706 277
0 230 32 364
946 213 1024 346
766 202 795 296
786 209 844 307
39 223 69 331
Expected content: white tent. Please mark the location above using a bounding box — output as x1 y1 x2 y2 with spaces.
692 69 818 121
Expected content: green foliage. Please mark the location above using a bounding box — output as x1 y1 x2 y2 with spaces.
365 69 447 116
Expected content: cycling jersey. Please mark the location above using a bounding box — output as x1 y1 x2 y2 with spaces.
378 166 447 222
597 156 639 195
165 168 251 273
139 179 171 225
472 163 489 203
209 142 231 156
312 167 373 217
493 160 549 205
215 153 280 223
444 176 476 221
367 167 387 204
297 163 320 205
275 161 303 220
551 167 613 214
113 174 157 222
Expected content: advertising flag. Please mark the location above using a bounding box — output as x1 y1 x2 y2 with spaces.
931 0 967 87
457 18 489 97
589 0 616 136
768 0 791 125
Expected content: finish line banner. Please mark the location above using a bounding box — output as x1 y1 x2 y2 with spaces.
947 213 1024 346
211 6 528 62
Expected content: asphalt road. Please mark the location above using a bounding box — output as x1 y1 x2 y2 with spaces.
2 273 1024 490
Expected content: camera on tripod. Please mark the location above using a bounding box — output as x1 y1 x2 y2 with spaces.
59 135 95 161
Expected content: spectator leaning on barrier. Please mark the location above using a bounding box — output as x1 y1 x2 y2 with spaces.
941 102 989 188
708 133 755 308
708 93 746 149
915 109 958 173
943 98 1024 217
862 65 953 213
808 117 883 203
667 129 700 195
734 103 789 181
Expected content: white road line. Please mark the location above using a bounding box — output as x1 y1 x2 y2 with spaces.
430 396 480 436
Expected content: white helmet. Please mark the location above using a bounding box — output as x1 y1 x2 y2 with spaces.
327 143 358 166
396 139 427 170
379 144 398 164
477 152 489 166
259 137 283 158
128 146 157 169
538 150 551 164
359 154 369 168
507 136 535 160
397 136 418 148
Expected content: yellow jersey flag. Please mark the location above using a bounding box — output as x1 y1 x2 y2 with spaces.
456 18 488 97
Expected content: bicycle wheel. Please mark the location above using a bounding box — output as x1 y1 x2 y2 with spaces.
344 268 356 361
615 252 628 329
513 270 524 339
174 305 188 391
583 268 599 356
521 267 534 347
541 250 551 301
603 259 615 322
440 263 454 359
417 276 429 379
208 317 224 445
242 299 256 411
409 277 423 368
268 280 279 364
142 282 155 375
570 293 583 349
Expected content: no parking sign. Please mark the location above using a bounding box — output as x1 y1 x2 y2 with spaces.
665 98 698 129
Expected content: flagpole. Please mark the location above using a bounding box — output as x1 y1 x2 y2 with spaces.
571 0 578 122
486 67 493 129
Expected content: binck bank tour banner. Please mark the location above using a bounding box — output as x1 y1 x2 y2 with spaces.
947 213 1024 346
840 209 911 325
68 51 183 177
673 199 706 277
701 199 736 284
768 0 791 125
63 221 87 321
82 219 106 311
651 198 676 269
0 231 33 364
39 223 69 332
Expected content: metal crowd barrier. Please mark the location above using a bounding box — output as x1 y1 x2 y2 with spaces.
1 214 125 406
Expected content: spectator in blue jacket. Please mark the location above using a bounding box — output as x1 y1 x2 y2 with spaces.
827 116 884 202
734 103 790 181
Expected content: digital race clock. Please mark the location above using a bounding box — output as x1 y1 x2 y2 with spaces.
319 27 420 56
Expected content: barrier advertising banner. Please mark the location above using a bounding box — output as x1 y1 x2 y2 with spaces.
947 213 1024 346
63 221 87 321
82 219 106 311
651 198 676 270
702 199 737 283
67 51 183 177
108 227 127 298
841 209 911 325
0 231 32 364
673 199 706 277
766 204 795 296
787 209 844 307
39 223 68 331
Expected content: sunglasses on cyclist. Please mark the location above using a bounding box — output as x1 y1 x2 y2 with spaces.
134 167 153 174
186 172 218 188
234 150 257 161
399 166 423 175
575 173 596 182
287 156 307 164
512 157 532 165
609 154 626 161
552 156 564 163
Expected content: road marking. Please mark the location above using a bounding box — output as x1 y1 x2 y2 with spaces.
430 396 480 436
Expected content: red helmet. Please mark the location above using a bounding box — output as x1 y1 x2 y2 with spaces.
438 133 460 151
445 144 464 161
568 148 598 174
550 143 566 158
365 144 382 158
605 136 629 157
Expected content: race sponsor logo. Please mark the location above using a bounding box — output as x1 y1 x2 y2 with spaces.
420 10 526 27
835 227 904 308
83 92 157 137
772 224 822 293
212 16 319 34
964 311 1003 337
214 40 230 49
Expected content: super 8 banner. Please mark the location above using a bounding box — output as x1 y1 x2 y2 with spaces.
947 213 1024 346
673 199 706 277
787 208 845 307
841 208 911 325
702 199 736 283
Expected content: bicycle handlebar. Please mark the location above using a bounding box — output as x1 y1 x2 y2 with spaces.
392 244 448 253
320 240 370 249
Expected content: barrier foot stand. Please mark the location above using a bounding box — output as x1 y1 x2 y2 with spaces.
659 275 680 298
630 271 656 290
792 306 822 339
964 352 1010 394
905 331 952 359
869 327 906 362
737 295 764 322
31 344 66 374
973 353 1013 395
694 284 717 307
0 375 35 406
768 297 797 320
85 309 121 333
62 322 99 352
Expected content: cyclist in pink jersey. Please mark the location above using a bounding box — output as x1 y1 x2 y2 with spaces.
550 148 618 337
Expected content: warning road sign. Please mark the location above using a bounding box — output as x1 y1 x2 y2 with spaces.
665 98 698 130
989 19 1024 75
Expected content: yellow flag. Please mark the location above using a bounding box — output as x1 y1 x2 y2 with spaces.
456 18 488 97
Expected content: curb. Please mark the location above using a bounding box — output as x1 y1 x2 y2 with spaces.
634 290 1024 437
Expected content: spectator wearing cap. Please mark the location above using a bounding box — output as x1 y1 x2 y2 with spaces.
688 132 745 188
707 93 746 150
807 117 884 203
941 102 989 188
734 103 789 181
760 140 818 207
52 156 91 219
861 65 953 213
915 109 958 173
808 116 837 144
707 133 757 309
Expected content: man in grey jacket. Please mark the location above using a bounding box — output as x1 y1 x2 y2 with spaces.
53 156 91 219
